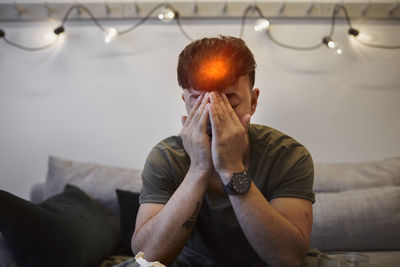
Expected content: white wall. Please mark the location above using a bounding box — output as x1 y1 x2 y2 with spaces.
1 18 399 199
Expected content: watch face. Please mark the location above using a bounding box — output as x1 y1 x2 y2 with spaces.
232 172 251 194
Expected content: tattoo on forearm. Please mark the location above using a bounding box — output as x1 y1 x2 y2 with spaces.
182 202 201 231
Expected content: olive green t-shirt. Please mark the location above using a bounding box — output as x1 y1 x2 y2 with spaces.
140 124 315 266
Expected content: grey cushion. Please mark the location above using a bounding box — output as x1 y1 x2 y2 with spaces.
314 157 400 193
311 186 400 251
362 251 400 267
44 156 143 231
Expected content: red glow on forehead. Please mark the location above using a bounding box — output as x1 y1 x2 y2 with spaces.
199 59 227 80
194 57 230 91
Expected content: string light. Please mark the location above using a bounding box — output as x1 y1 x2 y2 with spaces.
336 46 343 55
254 18 270 32
104 27 118 43
348 27 359 37
158 6 175 22
54 26 65 35
240 5 323 51
348 27 373 43
323 37 343 55
334 4 400 49
0 3 399 52
355 33 373 42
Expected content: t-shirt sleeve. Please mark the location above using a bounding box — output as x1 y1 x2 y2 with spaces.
270 146 315 204
139 145 177 205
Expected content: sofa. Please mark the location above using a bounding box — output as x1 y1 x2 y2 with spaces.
1 155 399 267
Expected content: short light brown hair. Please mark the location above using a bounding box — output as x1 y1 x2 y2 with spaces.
177 36 256 92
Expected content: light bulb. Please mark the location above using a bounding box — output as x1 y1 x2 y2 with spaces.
335 47 343 55
158 7 175 22
323 37 343 55
104 27 118 43
254 18 270 32
328 40 335 48
356 33 373 42
44 31 58 43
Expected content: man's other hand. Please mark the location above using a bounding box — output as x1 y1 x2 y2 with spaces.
180 93 213 175
209 92 251 182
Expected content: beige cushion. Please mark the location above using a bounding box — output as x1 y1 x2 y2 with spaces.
44 156 143 229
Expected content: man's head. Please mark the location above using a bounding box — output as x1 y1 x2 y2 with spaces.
177 35 256 92
177 36 260 130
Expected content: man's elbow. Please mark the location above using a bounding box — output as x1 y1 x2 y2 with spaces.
267 255 304 267
131 232 140 256
131 233 176 265
265 243 309 267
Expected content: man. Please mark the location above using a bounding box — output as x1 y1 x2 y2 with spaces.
132 36 315 267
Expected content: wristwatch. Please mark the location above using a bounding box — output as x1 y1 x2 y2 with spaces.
223 170 252 195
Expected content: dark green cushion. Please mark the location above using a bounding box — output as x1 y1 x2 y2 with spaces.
116 189 140 255
0 184 118 267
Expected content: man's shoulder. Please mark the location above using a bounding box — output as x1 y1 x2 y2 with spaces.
147 135 188 164
249 124 303 148
154 135 184 151
248 123 311 165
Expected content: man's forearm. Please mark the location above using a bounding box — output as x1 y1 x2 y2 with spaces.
229 183 309 267
132 168 209 265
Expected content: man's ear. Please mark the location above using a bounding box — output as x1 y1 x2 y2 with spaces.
250 88 260 116
181 93 186 102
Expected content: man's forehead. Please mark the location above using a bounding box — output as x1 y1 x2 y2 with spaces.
185 87 238 96
185 78 249 98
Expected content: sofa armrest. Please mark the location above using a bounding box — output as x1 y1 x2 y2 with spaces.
29 182 46 204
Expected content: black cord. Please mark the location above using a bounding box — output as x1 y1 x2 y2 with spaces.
117 3 193 41
239 5 323 51
1 2 399 52
328 4 352 38
62 4 105 32
174 11 193 42
266 29 323 51
117 3 166 35
2 36 58 51
0 4 105 52
355 39 400 49
337 4 400 49
239 5 264 38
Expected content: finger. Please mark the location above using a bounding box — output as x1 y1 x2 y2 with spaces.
187 94 204 121
198 103 210 133
221 93 241 126
209 100 222 137
193 93 210 123
210 92 225 123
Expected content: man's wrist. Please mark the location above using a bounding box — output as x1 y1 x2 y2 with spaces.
186 166 213 185
218 164 246 184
